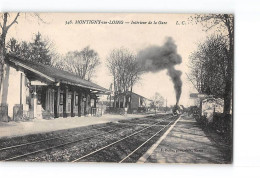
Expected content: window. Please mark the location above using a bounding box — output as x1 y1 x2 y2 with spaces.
37 93 41 105
67 94 72 112
75 95 78 106
140 98 143 106
91 99 95 107
60 93 63 105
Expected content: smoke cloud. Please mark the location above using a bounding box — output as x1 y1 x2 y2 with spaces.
137 37 182 104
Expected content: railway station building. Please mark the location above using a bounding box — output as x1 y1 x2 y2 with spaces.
114 92 152 113
0 54 110 122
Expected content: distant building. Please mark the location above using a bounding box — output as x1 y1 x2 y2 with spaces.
0 54 110 122
114 91 152 113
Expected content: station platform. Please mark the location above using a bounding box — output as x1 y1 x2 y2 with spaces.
0 113 151 139
138 114 231 164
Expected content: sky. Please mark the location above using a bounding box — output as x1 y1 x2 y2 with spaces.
7 13 212 106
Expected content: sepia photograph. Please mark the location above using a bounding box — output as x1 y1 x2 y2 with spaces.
0 12 233 164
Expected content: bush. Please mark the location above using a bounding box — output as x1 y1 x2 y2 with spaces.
212 113 232 134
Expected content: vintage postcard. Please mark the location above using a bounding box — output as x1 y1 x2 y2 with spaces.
0 13 233 163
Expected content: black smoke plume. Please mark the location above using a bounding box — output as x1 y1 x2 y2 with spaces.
137 37 182 104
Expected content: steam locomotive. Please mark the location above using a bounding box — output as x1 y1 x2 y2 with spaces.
172 104 181 116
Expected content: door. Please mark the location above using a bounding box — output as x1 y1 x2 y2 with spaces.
54 90 58 118
67 93 72 116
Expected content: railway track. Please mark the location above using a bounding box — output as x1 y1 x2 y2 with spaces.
0 123 117 149
0 114 177 162
73 121 174 162
0 114 163 149
1 124 135 161
72 116 176 163
71 120 165 162
0 124 117 151
119 120 173 163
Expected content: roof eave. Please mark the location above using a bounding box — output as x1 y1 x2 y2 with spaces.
7 55 110 94
8 58 55 82
60 80 110 94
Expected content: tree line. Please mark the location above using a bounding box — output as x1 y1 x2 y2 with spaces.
6 32 101 82
106 48 142 109
189 14 234 116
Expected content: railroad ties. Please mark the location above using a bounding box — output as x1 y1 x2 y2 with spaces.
0 114 179 163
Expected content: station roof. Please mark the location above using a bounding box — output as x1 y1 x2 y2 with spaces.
6 54 110 94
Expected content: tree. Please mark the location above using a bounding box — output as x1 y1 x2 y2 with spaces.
29 32 52 65
190 14 234 115
189 35 228 99
1 13 46 93
150 92 164 114
54 46 100 81
0 13 20 93
107 48 142 109
7 32 53 65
